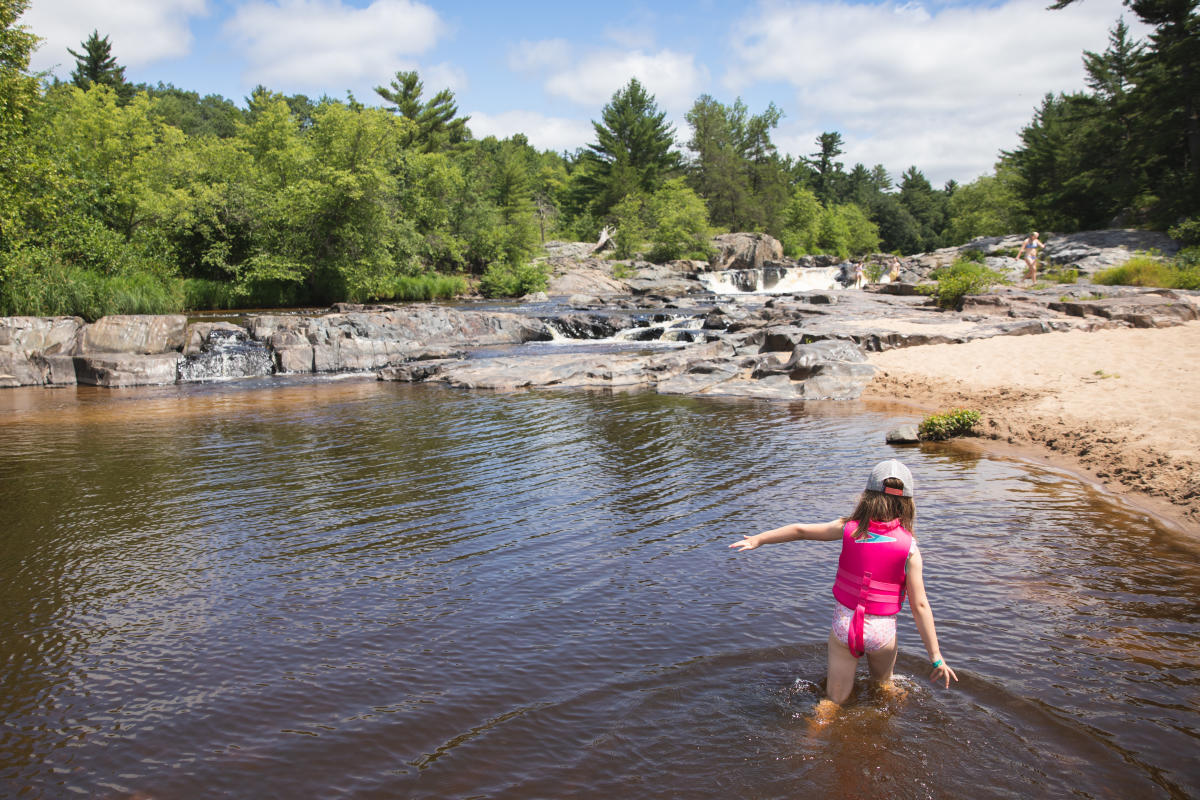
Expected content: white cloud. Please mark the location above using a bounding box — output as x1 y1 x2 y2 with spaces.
421 62 468 94
727 0 1149 183
508 38 572 73
602 24 656 50
224 0 445 90
544 48 708 112
23 0 208 73
469 110 594 153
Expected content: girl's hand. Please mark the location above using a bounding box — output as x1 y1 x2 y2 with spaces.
929 660 958 688
729 535 759 552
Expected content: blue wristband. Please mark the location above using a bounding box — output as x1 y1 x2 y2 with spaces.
931 658 944 669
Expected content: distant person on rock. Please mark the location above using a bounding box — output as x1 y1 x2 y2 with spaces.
729 460 957 723
1019 232 1043 282
888 258 902 283
853 261 865 289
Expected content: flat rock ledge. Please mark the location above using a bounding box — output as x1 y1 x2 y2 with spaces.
1 285 1196 400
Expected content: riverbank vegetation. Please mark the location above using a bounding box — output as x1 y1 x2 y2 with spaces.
918 408 982 441
1 0 1196 317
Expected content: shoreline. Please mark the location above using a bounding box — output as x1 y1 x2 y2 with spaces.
862 321 1200 536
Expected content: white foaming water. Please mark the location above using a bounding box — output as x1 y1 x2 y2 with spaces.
699 266 843 294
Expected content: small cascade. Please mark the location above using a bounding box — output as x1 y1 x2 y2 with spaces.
539 312 707 345
699 265 844 295
178 328 274 383
660 316 705 343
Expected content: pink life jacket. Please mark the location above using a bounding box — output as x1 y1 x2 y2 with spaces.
831 518 913 657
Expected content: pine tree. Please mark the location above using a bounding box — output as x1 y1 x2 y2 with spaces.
68 30 129 96
808 132 845 205
577 78 681 220
374 70 470 153
685 95 787 233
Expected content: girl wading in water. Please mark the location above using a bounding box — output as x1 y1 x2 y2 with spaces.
730 460 957 717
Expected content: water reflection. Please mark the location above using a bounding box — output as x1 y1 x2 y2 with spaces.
0 381 1196 798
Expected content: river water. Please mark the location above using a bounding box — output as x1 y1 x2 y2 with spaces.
1 376 1197 799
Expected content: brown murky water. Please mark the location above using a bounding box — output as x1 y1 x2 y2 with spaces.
1 377 1197 798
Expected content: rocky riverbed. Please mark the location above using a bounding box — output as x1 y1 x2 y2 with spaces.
1 229 1195 403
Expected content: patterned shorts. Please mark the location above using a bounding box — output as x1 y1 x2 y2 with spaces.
831 602 897 654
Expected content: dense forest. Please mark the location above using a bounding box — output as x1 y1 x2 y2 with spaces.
0 0 1196 317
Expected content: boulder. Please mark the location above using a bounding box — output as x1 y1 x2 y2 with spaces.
545 266 629 296
541 240 598 260
0 317 85 387
542 313 622 339
80 315 187 354
795 362 877 400
1048 292 1198 328
73 353 182 387
183 321 246 355
1042 229 1179 273
0 352 46 388
887 425 921 444
624 263 706 296
0 350 80 388
710 233 784 271
275 345 315 374
378 359 457 383
0 316 83 355
247 308 553 357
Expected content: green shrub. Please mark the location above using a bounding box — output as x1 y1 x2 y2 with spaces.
918 408 982 441
612 178 713 263
959 248 986 264
927 259 1005 310
1040 267 1079 284
1168 218 1200 247
1093 252 1200 290
479 260 548 298
864 261 885 283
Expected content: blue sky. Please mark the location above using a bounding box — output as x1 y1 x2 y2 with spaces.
21 0 1143 185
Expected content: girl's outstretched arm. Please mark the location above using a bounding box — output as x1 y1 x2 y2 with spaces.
906 546 959 688
729 518 844 551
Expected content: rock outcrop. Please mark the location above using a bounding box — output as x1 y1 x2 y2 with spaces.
2 229 1195 397
711 233 785 271
0 316 83 388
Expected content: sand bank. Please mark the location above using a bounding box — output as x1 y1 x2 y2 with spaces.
863 320 1200 533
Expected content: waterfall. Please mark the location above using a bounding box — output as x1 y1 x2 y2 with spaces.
699 265 844 294
178 328 274 382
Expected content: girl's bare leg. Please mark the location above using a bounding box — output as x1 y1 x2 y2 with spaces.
825 631 859 705
865 637 898 684
866 637 906 700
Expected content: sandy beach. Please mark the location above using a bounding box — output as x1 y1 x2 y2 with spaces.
862 320 1200 534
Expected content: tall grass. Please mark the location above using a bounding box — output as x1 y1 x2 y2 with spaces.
0 255 184 321
1093 252 1200 290
369 274 468 302
4 263 469 319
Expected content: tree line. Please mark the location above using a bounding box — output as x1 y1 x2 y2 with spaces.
0 0 1196 317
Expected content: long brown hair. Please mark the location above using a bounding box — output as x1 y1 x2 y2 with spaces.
846 477 915 539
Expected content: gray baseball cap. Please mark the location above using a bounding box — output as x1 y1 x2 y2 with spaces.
866 459 914 497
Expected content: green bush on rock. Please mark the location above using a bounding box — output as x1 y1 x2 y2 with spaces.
918 408 982 441
1094 252 1200 290
926 259 1005 310
479 260 548 298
